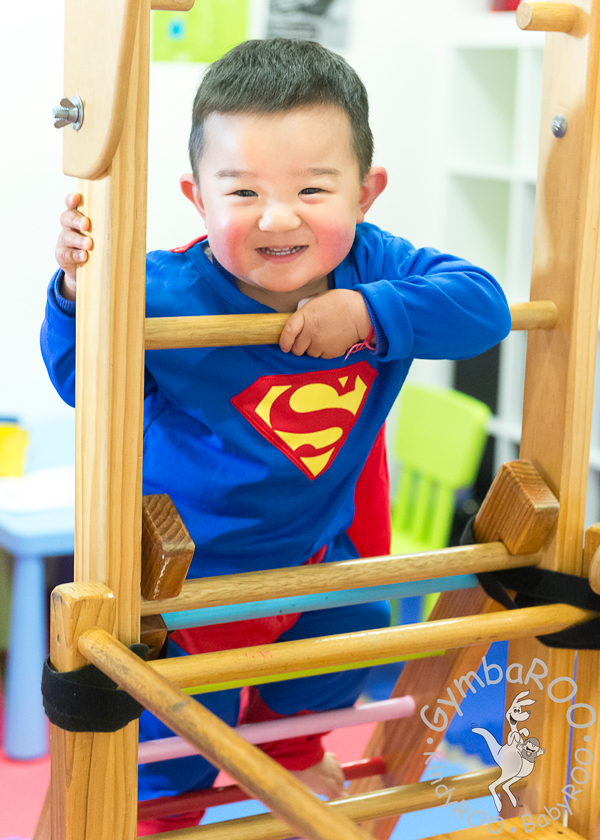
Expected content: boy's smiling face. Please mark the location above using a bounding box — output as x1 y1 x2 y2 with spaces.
181 105 386 310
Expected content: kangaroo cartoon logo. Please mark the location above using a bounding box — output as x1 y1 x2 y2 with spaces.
472 690 545 812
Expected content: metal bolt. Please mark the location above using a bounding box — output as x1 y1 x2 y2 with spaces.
52 96 84 131
552 114 567 138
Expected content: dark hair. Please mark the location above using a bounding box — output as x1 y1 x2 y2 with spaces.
189 38 373 182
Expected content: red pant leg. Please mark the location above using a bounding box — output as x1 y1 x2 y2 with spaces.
137 811 205 834
241 686 326 771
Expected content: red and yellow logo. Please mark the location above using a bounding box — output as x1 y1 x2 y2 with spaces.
231 361 377 480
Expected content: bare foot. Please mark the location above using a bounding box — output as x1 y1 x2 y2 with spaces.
291 751 346 799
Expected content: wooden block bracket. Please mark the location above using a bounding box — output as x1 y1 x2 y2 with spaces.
141 494 195 601
473 460 559 554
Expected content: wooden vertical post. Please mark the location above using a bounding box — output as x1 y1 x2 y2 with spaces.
49 0 150 836
74 0 148 645
568 537 600 838
507 0 600 820
48 584 130 838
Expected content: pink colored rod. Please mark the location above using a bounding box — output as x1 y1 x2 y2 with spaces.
137 695 415 765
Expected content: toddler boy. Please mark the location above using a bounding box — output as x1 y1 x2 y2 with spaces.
43 38 511 833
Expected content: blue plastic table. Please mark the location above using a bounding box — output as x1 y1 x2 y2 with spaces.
0 467 74 759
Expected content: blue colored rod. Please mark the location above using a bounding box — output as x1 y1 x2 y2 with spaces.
162 574 478 631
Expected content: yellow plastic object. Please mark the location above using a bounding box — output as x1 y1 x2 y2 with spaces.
390 384 490 621
0 424 28 651
0 424 28 477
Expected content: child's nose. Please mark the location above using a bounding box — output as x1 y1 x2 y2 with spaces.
258 202 301 232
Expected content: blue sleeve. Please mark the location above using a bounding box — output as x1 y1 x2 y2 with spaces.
40 270 158 407
353 229 511 362
40 271 77 407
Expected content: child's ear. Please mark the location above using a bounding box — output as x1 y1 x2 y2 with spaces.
180 173 206 221
356 166 388 223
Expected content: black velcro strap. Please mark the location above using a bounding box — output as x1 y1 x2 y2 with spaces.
460 517 600 649
42 643 149 732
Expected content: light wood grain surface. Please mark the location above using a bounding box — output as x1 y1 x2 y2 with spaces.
140 541 539 616
141 494 194 600
517 2 582 32
141 767 513 840
48 2 150 838
472 460 559 554
511 0 600 822
151 0 194 8
79 627 373 840
62 0 139 178
144 302 557 350
146 602 595 689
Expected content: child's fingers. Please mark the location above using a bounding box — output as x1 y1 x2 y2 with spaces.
279 310 305 353
60 207 91 234
291 331 314 357
62 193 91 237
56 226 92 269
65 192 84 211
61 227 93 251
55 244 89 270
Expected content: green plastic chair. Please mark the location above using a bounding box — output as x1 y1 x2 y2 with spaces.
390 383 491 622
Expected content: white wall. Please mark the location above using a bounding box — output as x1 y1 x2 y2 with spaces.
1 0 488 430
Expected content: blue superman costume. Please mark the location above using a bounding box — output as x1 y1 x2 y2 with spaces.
41 221 511 829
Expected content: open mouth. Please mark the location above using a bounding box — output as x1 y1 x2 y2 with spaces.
257 246 306 256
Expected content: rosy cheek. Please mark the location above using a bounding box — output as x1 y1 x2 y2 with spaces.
314 220 356 264
209 218 248 265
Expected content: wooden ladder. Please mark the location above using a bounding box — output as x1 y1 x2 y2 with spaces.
38 1 600 838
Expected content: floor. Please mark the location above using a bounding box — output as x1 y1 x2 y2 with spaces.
0 643 506 839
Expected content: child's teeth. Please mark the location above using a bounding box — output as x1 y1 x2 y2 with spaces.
264 246 302 255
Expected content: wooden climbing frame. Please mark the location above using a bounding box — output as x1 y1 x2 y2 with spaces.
38 1 600 838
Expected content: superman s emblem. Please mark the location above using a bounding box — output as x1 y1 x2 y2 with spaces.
231 361 377 480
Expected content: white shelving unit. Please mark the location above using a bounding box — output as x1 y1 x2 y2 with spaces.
440 14 545 489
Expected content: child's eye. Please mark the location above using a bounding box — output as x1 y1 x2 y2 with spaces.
300 187 324 195
232 189 257 198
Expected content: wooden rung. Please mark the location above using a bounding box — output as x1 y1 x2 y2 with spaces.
516 2 581 33
473 460 559 554
145 313 290 350
428 817 585 839
148 602 594 690
509 300 558 330
79 628 371 840
141 768 506 840
141 494 195 600
144 302 557 350
151 0 194 9
138 758 388 818
140 541 538 616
